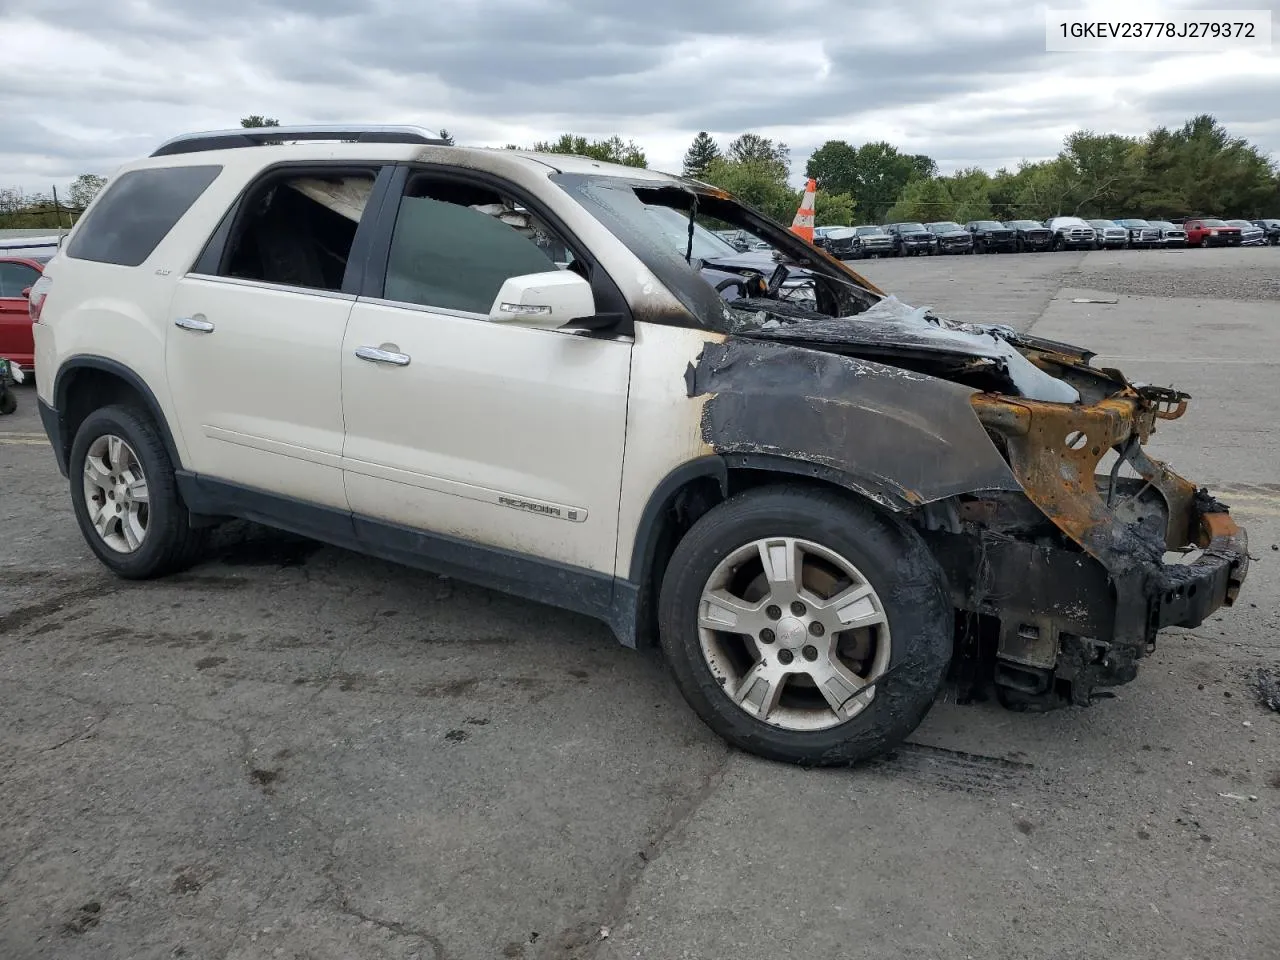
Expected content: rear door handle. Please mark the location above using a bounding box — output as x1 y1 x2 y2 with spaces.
175 316 215 333
355 346 411 366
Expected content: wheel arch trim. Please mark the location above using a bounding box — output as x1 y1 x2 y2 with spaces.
626 452 915 585
50 356 184 478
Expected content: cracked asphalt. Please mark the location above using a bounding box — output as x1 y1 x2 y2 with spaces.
3 247 1279 960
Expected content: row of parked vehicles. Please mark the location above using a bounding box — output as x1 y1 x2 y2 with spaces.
789 216 1280 259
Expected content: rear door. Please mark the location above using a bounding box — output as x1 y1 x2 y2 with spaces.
339 165 633 575
0 259 41 364
166 164 389 510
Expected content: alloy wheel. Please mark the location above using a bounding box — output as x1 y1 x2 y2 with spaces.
697 537 892 732
82 434 150 553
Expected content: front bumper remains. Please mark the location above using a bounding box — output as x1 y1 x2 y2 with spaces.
923 382 1249 708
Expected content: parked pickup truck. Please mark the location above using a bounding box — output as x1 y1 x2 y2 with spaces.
1183 218 1242 247
1004 220 1052 252
924 221 973 255
1044 216 1096 250
1146 220 1187 247
1086 220 1130 249
1115 219 1163 248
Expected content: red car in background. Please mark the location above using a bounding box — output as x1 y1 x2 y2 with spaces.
0 237 59 372
1182 218 1242 248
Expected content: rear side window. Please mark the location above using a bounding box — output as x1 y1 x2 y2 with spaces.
0 261 40 297
67 165 221 267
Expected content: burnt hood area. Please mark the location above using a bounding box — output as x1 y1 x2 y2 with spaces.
727 295 1107 404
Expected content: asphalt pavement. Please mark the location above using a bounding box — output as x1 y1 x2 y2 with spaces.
2 247 1277 960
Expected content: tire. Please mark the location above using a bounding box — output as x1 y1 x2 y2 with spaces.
69 404 206 579
1200 237 1211 248
0 388 15 416
657 485 953 766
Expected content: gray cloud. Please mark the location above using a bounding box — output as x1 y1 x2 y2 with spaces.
0 0 1277 193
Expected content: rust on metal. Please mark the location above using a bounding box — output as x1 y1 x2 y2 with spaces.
1199 511 1240 542
970 388 1207 562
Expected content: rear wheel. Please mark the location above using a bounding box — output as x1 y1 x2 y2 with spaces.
69 405 206 579
658 486 952 766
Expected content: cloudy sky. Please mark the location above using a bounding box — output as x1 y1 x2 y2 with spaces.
1 0 1277 193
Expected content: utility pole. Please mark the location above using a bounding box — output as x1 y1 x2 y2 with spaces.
51 185 64 229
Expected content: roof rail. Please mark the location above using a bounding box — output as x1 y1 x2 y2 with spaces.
150 124 451 158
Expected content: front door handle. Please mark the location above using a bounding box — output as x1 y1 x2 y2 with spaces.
175 316 215 333
355 346 411 366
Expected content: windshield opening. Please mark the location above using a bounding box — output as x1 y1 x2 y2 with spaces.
550 173 880 331
927 222 961 232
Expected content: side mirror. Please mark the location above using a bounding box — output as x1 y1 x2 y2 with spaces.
21 287 32 299
488 271 596 330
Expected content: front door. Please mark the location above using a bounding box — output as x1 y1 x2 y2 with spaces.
340 168 632 575
165 166 384 510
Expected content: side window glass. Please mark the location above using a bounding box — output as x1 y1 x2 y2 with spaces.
66 165 221 267
0 262 39 297
219 172 377 292
383 176 579 315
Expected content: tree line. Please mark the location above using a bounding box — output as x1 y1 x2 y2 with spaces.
496 114 1279 226
527 115 1276 226
6 113 1273 232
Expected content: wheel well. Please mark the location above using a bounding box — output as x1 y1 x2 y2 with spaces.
631 466 893 646
56 365 180 471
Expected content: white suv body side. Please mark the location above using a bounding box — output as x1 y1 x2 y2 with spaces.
35 144 720 594
34 130 1250 765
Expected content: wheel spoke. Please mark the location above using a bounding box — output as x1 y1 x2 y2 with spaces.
733 661 786 722
811 657 872 719
106 435 125 472
814 582 885 630
756 538 802 595
125 474 149 504
90 502 114 540
83 455 112 491
699 589 767 635
121 510 144 551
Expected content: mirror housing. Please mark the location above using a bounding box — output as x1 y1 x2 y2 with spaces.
21 287 32 299
488 271 596 329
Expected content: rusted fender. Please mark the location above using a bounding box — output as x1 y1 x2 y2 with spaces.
971 389 1217 568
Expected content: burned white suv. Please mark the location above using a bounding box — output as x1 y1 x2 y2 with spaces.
32 126 1249 765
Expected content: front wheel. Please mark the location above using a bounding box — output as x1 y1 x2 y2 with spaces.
1200 237 1211 248
657 486 953 766
69 405 206 579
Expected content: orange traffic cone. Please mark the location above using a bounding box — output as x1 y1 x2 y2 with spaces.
790 178 816 243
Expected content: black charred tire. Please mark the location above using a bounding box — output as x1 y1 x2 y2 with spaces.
0 387 16 415
657 485 953 766
69 405 205 579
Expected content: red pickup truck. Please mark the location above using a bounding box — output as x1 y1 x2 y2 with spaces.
1182 218 1242 248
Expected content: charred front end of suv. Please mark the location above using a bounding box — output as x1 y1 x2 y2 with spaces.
960 375 1248 707
687 326 1249 710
